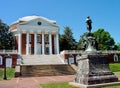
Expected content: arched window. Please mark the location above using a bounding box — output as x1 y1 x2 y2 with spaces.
114 54 118 62
0 56 3 65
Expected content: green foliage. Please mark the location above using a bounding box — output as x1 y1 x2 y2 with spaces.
116 43 120 51
77 32 89 50
0 19 14 50
93 29 115 50
41 82 78 88
59 26 77 51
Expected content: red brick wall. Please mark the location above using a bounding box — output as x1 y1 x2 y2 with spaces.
30 34 34 54
63 53 120 64
108 53 120 63
15 36 18 50
52 35 54 54
0 54 18 68
22 34 26 54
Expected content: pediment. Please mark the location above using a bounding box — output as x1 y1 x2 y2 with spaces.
19 16 59 28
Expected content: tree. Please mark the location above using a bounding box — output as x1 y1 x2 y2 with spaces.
93 29 115 50
77 32 87 50
0 19 14 50
116 43 120 51
59 26 77 51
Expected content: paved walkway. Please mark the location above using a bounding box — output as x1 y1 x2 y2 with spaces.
0 75 75 88
0 75 120 88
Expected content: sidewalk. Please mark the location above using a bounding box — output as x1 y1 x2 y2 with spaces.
0 75 119 88
0 75 75 88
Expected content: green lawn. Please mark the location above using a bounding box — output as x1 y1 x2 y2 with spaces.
103 85 120 88
40 82 78 88
109 63 120 72
0 68 15 80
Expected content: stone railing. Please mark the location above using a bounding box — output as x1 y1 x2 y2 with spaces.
60 50 84 54
0 50 18 54
60 50 120 55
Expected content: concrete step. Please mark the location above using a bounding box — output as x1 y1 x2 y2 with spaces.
70 64 78 71
21 55 65 65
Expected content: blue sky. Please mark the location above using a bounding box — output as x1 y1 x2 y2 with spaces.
0 0 120 43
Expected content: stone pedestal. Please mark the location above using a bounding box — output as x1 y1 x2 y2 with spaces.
74 54 118 85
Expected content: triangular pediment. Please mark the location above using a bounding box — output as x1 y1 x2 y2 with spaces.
18 16 59 28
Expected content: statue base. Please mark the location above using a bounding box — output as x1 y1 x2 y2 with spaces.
69 81 120 88
74 54 118 85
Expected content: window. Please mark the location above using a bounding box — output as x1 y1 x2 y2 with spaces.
0 56 2 65
38 21 42 25
114 54 118 62
29 34 31 42
45 35 49 42
37 35 41 42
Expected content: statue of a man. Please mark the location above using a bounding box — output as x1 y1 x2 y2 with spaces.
86 16 92 33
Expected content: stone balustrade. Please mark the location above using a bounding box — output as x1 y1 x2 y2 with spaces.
60 50 120 55
0 50 18 54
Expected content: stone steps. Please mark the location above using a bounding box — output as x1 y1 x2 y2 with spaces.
21 55 65 65
19 64 76 77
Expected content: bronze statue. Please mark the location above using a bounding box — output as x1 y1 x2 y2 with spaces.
86 16 92 33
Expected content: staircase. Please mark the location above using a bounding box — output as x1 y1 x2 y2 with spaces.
19 64 76 77
15 55 75 77
21 55 65 65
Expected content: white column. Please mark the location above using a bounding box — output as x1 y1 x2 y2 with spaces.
49 33 52 54
42 32 45 54
34 33 37 55
26 32 29 55
56 33 59 54
18 33 22 55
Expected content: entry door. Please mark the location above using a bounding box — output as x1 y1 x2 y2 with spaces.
37 43 41 54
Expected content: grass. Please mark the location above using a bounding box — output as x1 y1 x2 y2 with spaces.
40 82 78 88
0 68 15 80
102 85 120 88
109 63 120 72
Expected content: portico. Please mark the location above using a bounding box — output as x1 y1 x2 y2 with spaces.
10 15 60 55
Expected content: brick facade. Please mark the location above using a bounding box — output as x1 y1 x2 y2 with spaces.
0 54 18 68
61 53 120 64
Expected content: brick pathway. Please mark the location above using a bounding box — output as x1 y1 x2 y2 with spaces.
0 75 75 88
0 75 119 88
